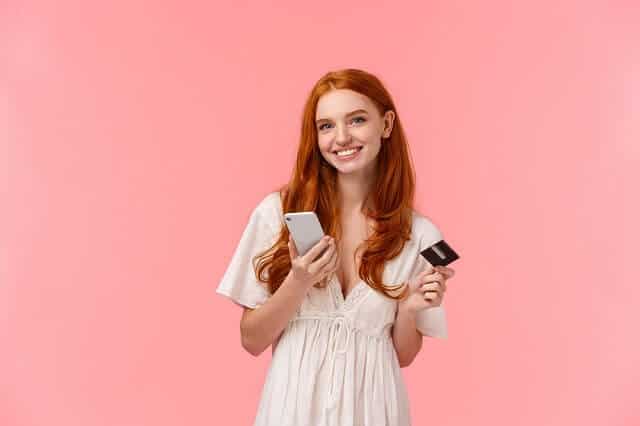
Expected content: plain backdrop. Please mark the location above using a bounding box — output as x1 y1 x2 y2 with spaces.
4 1 639 425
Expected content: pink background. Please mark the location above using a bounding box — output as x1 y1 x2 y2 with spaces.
5 1 639 425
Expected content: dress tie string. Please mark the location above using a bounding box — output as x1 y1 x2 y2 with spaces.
326 314 352 411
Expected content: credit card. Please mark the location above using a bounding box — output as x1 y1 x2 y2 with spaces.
420 239 459 266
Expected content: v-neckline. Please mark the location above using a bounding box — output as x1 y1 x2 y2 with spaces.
330 276 366 305
332 248 370 306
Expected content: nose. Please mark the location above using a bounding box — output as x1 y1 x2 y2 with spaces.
335 123 351 145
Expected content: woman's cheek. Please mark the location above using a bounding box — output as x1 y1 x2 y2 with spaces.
357 128 378 141
318 136 332 153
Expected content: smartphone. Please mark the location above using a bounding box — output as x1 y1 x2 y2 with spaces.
420 239 460 266
283 211 327 258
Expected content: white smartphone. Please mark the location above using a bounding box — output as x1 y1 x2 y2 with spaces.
283 211 327 258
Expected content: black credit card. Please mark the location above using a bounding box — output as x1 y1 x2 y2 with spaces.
420 239 459 266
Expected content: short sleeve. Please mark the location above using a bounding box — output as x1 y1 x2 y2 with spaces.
215 193 282 309
409 214 449 339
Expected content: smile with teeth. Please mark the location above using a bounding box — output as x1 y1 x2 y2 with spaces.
334 146 363 157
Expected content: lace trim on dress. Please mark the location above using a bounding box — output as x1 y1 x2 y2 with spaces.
330 276 370 311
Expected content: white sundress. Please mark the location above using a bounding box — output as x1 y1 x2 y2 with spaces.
216 191 448 426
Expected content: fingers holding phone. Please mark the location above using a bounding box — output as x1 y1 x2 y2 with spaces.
288 234 337 288
304 236 338 277
284 211 339 288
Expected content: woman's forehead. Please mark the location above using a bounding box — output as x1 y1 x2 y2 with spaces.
315 89 373 119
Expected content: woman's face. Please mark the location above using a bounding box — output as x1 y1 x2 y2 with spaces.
315 89 394 175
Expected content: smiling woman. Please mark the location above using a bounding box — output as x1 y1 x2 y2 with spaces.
314 89 395 177
216 68 452 426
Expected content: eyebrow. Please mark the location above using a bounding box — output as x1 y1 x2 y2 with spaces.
315 109 369 123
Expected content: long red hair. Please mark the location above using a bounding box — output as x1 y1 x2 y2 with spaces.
254 68 418 300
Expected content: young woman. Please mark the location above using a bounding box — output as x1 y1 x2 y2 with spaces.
216 68 456 426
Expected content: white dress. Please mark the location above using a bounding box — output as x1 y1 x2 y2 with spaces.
216 191 448 426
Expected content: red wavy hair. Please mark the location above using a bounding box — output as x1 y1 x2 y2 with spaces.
254 68 418 300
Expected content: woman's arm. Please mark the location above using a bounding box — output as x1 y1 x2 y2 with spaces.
240 235 338 356
240 273 308 356
392 265 453 366
392 299 423 368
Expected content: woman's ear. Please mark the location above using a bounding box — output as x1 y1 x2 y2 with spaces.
382 110 395 138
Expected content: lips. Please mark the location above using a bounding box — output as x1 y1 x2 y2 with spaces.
333 146 363 154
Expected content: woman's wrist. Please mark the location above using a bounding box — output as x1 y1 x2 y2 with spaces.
397 283 418 315
398 297 419 318
285 270 317 293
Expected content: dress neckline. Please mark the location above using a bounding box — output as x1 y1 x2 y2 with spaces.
329 276 369 310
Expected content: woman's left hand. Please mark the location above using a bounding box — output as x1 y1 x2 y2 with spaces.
400 265 455 314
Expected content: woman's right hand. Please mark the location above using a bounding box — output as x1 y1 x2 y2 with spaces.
287 234 338 289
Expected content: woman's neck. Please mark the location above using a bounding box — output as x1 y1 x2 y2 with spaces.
336 167 377 214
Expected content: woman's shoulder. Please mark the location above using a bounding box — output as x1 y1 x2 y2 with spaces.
256 191 282 213
255 190 282 211
410 209 444 248
252 190 284 231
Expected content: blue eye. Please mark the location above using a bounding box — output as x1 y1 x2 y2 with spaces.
352 116 366 124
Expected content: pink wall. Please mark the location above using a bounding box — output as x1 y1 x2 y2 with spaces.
5 1 639 425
